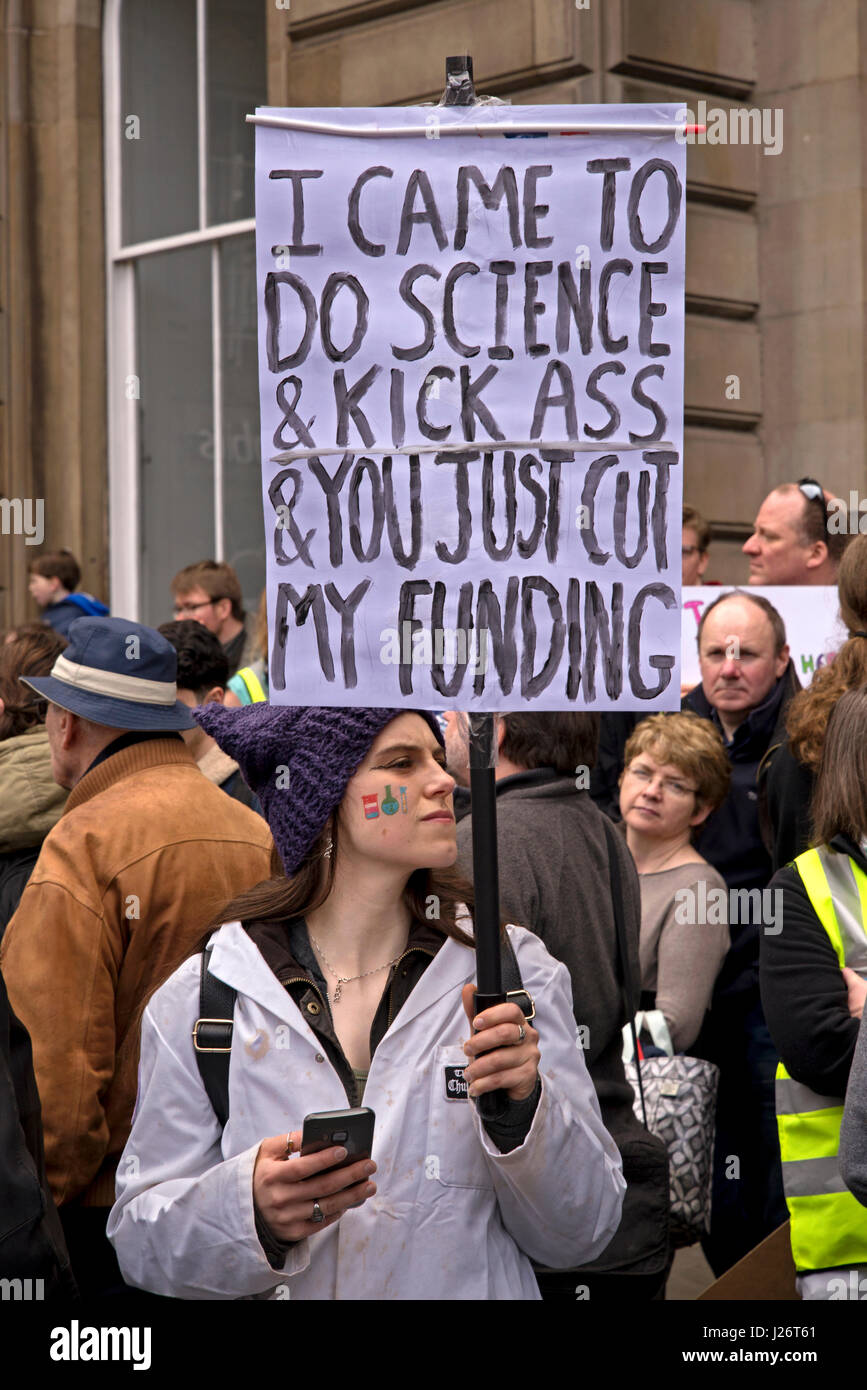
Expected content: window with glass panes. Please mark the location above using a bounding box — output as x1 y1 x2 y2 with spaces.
105 0 267 626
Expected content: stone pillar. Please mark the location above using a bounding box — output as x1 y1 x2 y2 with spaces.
755 0 865 507
0 0 107 631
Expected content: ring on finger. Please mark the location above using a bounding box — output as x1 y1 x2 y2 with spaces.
284 1134 295 1160
516 1022 526 1045
310 1199 325 1224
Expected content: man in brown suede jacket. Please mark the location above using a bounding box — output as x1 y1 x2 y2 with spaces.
1 617 272 1298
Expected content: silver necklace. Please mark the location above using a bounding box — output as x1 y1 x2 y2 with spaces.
309 930 405 1004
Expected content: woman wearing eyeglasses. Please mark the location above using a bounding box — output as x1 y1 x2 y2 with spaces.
618 714 731 1053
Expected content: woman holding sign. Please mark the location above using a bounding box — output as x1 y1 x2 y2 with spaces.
108 703 624 1300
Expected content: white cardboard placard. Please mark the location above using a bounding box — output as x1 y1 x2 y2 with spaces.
254 104 686 709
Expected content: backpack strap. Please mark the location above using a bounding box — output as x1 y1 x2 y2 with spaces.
599 815 648 1129
192 945 236 1130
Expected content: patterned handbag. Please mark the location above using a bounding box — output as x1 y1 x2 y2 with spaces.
623 1013 719 1248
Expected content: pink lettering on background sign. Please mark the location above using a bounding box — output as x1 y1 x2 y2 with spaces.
683 599 703 627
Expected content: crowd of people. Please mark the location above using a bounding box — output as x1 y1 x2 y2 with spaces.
2 473 867 1303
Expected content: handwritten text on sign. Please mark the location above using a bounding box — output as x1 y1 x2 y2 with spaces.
254 104 686 709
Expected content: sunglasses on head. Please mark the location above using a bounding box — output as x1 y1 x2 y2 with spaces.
797 477 829 525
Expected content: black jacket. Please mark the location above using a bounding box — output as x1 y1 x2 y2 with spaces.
760 835 864 1098
758 739 815 873
589 713 643 822
455 771 670 1284
0 967 77 1298
684 662 800 1001
0 848 39 943
455 770 645 1144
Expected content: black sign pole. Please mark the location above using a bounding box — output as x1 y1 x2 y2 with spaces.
467 710 506 1010
441 56 509 1123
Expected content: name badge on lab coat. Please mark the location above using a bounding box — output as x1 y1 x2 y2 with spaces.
444 1065 468 1100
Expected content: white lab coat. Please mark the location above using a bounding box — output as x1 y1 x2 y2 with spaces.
108 917 625 1300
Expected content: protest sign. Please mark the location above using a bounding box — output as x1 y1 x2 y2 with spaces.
254 103 686 709
681 586 845 690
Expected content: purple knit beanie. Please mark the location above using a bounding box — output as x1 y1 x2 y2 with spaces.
193 704 445 873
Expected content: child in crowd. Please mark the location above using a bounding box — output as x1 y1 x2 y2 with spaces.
28 551 108 637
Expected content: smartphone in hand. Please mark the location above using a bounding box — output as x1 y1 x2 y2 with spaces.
301 1107 375 1173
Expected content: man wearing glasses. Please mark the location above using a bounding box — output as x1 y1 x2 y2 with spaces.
742 478 848 585
682 504 712 585
170 560 257 678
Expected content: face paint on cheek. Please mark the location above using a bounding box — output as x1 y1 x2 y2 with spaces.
399 786 407 813
381 784 400 815
361 794 379 820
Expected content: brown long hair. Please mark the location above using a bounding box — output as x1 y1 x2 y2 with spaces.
204 815 478 949
254 589 268 662
0 628 68 740
810 688 867 845
786 535 867 769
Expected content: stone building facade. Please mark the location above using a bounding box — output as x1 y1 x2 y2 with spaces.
0 0 861 628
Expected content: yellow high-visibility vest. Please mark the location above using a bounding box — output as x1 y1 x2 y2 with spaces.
776 845 867 1271
235 665 267 704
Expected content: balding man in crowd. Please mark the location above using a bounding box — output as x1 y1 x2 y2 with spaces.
743 477 848 585
684 590 799 1278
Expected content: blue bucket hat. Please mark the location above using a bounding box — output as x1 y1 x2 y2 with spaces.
21 616 196 731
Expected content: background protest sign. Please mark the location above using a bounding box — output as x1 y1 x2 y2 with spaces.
254 103 686 710
681 586 846 691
